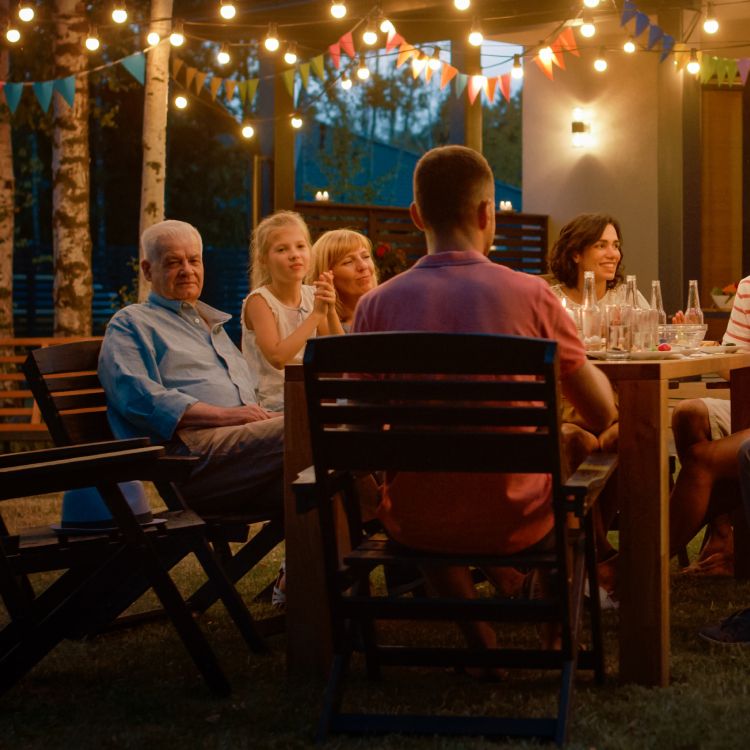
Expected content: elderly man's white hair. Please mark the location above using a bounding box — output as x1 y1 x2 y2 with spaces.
141 220 203 263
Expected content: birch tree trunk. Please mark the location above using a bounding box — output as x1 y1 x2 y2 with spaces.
138 0 173 300
0 0 14 339
53 0 92 336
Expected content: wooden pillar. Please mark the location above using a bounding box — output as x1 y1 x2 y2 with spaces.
743 77 750 275
449 36 482 152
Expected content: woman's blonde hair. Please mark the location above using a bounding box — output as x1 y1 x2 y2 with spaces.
249 210 311 289
309 229 377 283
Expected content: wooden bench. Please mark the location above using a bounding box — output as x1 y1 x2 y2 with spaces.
0 337 102 444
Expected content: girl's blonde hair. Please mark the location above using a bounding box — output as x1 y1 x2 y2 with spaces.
309 229 377 284
249 210 311 289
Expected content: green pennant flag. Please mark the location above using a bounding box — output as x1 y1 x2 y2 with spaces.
310 54 324 79
120 53 145 85
32 81 54 112
282 68 295 98
3 82 23 114
726 59 739 85
299 62 310 90
238 79 248 104
247 78 259 104
454 73 468 98
699 56 716 83
53 76 76 108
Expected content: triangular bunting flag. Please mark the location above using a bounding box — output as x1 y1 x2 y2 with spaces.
425 61 435 83
700 55 716 84
224 78 237 100
282 68 295 97
386 32 403 53
634 12 650 38
209 76 222 100
32 80 54 113
725 59 739 85
440 63 457 90
411 56 426 79
621 0 638 26
171 57 184 79
534 54 554 80
396 43 416 68
647 25 664 50
454 73 468 98
311 54 325 79
184 66 197 90
238 80 248 104
194 71 207 94
299 62 310 89
3 82 23 114
53 75 75 108
673 45 689 71
659 34 674 63
550 47 565 70
485 76 497 103
120 52 145 85
339 32 355 59
467 75 486 105
499 73 511 102
328 43 341 69
737 58 750 85
556 27 579 57
246 78 259 104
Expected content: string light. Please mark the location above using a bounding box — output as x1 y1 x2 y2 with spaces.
169 21 185 47
291 113 303 129
5 23 20 44
340 72 352 90
362 22 377 46
468 19 483 46
112 4 128 24
357 55 370 80
454 0 470 11
623 37 636 54
583 0 600 7
85 26 100 51
511 54 523 79
147 30 160 46
330 1 346 19
241 123 255 139
284 43 297 65
686 48 701 75
264 23 280 52
428 47 442 71
703 3 719 34
18 2 34 23
378 15 394 34
580 14 595 38
539 46 554 65
217 43 231 65
174 95 188 109
411 52 427 77
594 48 607 72
219 1 236 20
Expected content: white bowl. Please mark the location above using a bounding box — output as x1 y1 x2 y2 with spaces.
711 293 734 310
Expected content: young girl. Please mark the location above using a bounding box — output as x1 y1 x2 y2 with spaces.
242 211 343 412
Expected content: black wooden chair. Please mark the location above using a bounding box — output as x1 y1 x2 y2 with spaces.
294 332 617 746
22 340 284 629
0 439 266 696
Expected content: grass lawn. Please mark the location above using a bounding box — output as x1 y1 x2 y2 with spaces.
2 493 750 749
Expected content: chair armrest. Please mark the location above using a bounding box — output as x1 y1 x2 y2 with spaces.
292 466 352 514
0 438 151 469
563 452 618 517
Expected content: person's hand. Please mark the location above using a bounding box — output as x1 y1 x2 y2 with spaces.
313 271 337 315
235 404 276 422
672 310 686 323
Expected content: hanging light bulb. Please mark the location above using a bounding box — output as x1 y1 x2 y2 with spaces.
217 43 231 65
412 52 427 77
468 19 483 47
362 23 377 46
454 0 471 11
169 21 185 47
623 37 636 54
241 122 255 139
703 3 719 34
111 4 128 24
594 48 608 72
511 53 524 79
5 23 20 43
147 30 160 46
357 55 370 80
174 95 188 109
291 113 303 129
686 48 701 75
219 1 236 20
85 26 100 51
580 14 595 38
340 73 352 90
539 46 554 65
284 43 298 65
428 47 442 71
330 1 346 19
583 0 600 7
264 23 280 52
378 15 394 34
17 2 34 23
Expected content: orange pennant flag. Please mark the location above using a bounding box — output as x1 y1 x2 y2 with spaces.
339 32 355 59
412 55 426 79
440 63 458 89
467 75 486 104
396 43 416 68
194 71 207 94
550 47 565 70
209 76 222 100
499 73 511 101
329 42 341 69
184 66 197 90
171 57 184 79
486 77 497 103
223 79 237 100
556 27 580 57
534 54 554 80
386 32 403 53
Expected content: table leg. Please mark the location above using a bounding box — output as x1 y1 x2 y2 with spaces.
617 378 670 686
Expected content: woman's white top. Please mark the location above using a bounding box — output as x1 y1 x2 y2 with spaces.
550 283 650 311
241 285 316 411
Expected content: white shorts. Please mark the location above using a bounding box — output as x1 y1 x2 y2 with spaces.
705 397 732 440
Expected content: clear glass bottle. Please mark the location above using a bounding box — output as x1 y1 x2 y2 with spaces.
650 280 667 325
625 274 638 309
581 270 603 350
685 279 704 324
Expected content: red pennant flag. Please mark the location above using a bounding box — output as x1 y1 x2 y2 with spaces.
486 77 497 103
534 54 554 80
339 32 355 59
328 42 341 69
386 32 404 53
499 73 511 101
556 27 580 57
440 63 458 89
550 46 565 70
396 43 415 68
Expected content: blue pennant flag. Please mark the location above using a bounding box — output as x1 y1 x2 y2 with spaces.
53 76 75 108
660 34 675 62
621 0 638 26
33 80 54 112
120 53 145 85
647 24 664 50
634 11 650 37
2 82 23 114
455 73 468 98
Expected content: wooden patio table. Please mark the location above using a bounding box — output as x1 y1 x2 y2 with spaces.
594 351 750 686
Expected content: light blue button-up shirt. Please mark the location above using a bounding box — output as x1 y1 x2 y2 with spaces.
98 292 258 443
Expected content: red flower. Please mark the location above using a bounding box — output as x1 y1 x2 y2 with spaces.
375 244 389 259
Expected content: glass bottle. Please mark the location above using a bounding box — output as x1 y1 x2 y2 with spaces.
581 270 603 350
650 280 667 325
685 279 704 324
625 274 638 309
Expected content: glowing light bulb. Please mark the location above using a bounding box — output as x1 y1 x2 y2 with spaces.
330 1 346 19
170 22 185 47
147 30 160 46
454 0 470 10
468 21 483 47
284 43 297 65
340 73 352 90
112 5 128 24
291 114 303 129
18 3 34 23
5 26 20 43
85 29 100 51
264 24 279 52
175 95 188 109
703 3 719 34
511 54 523 79
220 1 236 20
428 48 441 71
379 17 394 34
357 57 370 80
594 50 607 72
623 38 635 54
583 0 600 7
687 48 701 75
241 124 255 139
362 24 377 46
217 44 230 65
539 46 553 65
580 17 595 38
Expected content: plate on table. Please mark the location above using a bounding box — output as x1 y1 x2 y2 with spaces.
695 344 741 355
628 347 686 360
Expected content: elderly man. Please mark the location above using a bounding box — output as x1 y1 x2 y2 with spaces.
98 219 283 513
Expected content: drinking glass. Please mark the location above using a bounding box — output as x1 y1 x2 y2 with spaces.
605 304 632 359
632 308 659 352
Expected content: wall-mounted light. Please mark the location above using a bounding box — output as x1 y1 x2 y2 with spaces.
686 48 701 75
571 107 593 148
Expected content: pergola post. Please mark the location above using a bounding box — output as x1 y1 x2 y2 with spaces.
449 35 482 152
